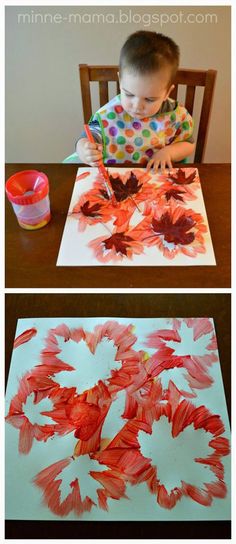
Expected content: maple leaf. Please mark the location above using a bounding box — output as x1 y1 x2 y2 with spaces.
168 169 197 185
103 232 134 255
109 172 143 202
165 189 185 202
99 189 110 200
80 200 102 217
152 211 196 245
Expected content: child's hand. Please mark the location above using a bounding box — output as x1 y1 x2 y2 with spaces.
76 138 103 166
146 147 172 173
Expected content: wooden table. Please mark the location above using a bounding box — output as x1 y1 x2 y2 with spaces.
5 163 231 287
5 293 231 539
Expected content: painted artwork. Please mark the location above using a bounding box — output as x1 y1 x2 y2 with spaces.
5 318 230 521
57 167 216 266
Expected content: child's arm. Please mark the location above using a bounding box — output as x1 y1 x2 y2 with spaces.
147 141 195 172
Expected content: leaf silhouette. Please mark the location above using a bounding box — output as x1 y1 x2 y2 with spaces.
80 200 102 217
99 189 110 200
104 232 134 255
169 169 197 185
165 189 185 202
152 212 196 245
109 172 143 202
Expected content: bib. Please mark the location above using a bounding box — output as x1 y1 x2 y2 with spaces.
94 95 194 165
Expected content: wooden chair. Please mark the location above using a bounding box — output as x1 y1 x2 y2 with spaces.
79 64 217 163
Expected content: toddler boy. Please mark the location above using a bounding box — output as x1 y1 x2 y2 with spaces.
76 31 195 172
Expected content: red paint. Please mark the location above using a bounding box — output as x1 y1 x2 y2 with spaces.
145 318 218 396
13 327 37 349
75 171 90 181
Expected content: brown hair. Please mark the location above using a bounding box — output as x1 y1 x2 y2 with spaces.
119 31 180 85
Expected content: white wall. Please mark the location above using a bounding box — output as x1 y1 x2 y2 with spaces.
5 5 231 163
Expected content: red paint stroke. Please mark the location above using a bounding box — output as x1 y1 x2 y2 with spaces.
6 317 230 518
78 168 154 221
143 180 197 217
75 171 90 181
89 228 144 263
71 192 114 232
13 328 37 349
33 455 127 516
145 318 218 396
5 372 56 454
136 202 207 259
95 383 230 510
7 320 144 454
33 457 95 516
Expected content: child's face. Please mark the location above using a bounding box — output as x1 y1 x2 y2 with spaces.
119 68 174 119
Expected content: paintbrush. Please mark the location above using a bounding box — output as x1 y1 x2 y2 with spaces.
84 124 117 206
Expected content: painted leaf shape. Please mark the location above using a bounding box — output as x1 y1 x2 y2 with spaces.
104 232 134 256
80 200 102 217
169 169 197 185
152 212 196 245
109 172 142 202
165 189 185 202
99 189 110 200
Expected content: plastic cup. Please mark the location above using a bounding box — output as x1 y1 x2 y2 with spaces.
5 170 51 230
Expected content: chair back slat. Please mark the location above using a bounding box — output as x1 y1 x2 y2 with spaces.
99 81 109 107
79 65 92 123
195 70 217 162
174 69 206 86
169 85 178 101
185 86 196 116
79 64 217 162
89 66 119 82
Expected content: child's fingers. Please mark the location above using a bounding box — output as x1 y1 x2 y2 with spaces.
160 159 172 173
153 160 161 173
146 158 154 171
84 142 97 150
86 150 103 162
160 160 167 173
85 141 103 152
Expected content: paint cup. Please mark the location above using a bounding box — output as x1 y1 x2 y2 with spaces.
5 170 51 230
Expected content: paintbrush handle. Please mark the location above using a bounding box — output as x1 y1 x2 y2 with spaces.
84 124 116 205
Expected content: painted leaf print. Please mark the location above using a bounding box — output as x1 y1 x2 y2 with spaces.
152 211 196 245
109 171 143 202
168 169 197 185
80 201 102 218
